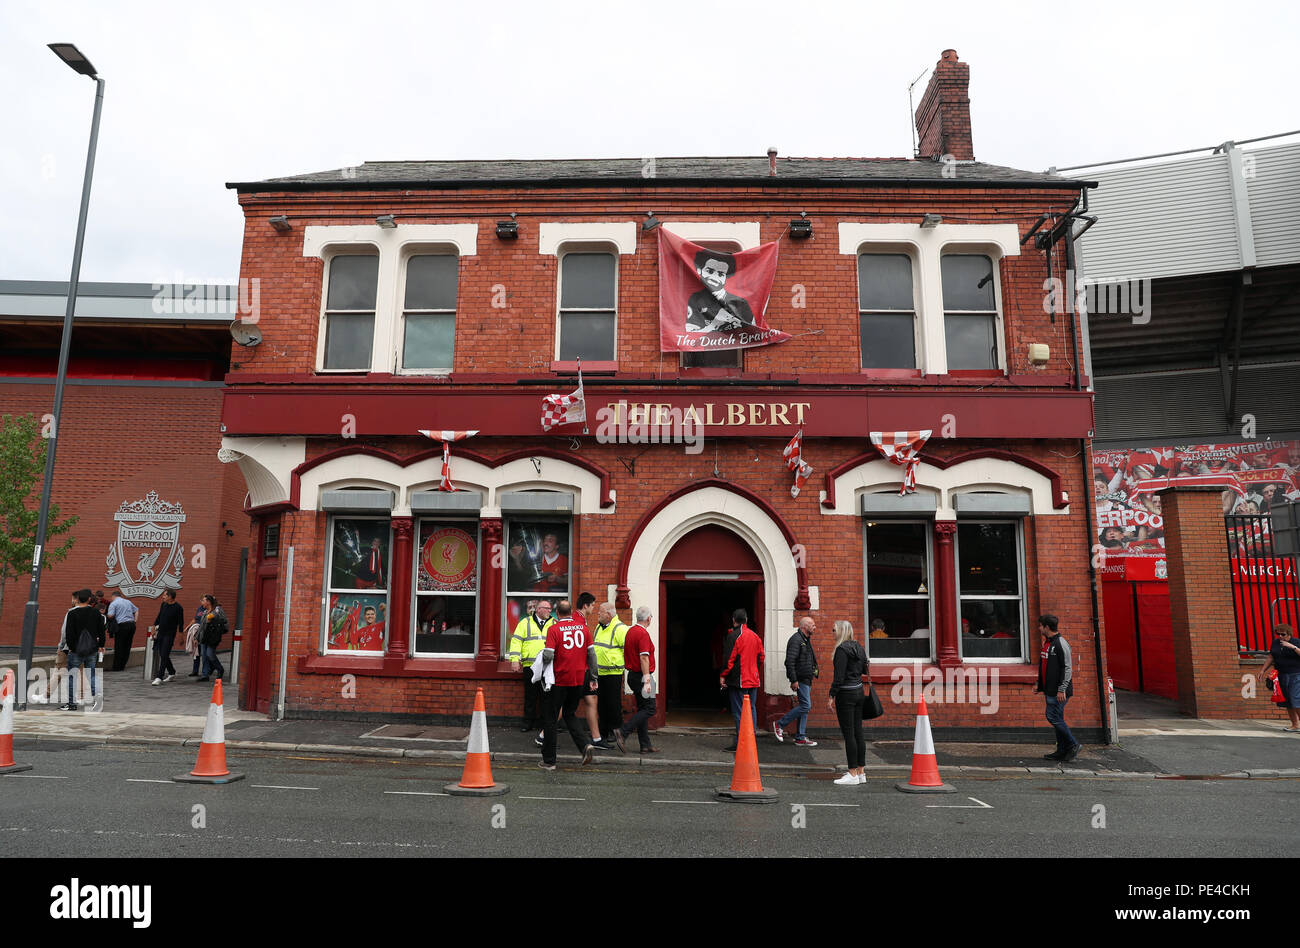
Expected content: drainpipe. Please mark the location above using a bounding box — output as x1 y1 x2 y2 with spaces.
1064 208 1110 741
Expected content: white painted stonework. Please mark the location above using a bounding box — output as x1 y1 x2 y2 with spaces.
659 222 761 249
537 222 638 255
219 437 306 509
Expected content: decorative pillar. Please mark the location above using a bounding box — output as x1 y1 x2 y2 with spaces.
387 517 414 665
478 518 503 661
934 520 960 667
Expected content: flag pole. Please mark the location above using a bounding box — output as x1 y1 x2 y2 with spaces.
578 356 588 434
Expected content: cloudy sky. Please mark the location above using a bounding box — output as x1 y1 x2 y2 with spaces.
2 0 1296 284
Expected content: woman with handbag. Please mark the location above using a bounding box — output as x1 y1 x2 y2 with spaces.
827 620 876 786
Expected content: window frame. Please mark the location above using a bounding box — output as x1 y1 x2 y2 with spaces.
411 515 482 658
938 250 1006 375
322 513 394 656
317 247 382 374
501 515 573 652
554 244 618 367
856 247 922 376
954 518 1027 663
395 247 459 376
862 515 935 661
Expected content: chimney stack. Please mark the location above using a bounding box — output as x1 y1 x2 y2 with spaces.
768 146 778 176
913 49 973 161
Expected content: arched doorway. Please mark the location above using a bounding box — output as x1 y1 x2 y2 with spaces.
660 524 765 727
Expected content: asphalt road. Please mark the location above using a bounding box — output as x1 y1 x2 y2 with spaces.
3 742 1297 858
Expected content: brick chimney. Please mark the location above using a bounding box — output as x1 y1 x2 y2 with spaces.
914 49 974 161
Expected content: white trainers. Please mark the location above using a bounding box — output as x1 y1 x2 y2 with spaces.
163 673 175 682
151 678 162 686
833 772 860 786
772 722 785 743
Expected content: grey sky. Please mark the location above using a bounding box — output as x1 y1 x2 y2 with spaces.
2 0 1297 284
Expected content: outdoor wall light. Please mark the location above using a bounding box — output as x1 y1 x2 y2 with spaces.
643 212 662 232
496 213 519 239
376 214 396 228
48 43 97 77
789 212 812 239
269 215 291 232
921 213 943 228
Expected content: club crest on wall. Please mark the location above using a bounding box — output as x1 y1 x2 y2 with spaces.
104 490 187 598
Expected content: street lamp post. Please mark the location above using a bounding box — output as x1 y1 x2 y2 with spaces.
15 45 104 710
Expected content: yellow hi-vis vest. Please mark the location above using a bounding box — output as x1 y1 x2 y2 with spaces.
508 614 554 666
594 619 628 676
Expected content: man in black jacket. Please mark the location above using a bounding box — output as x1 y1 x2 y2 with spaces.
1032 614 1081 761
773 617 818 746
150 590 185 685
61 589 106 711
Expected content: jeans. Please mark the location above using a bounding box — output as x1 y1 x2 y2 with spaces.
777 681 812 738
153 632 176 678
836 687 866 769
1044 695 1078 752
200 644 224 679
597 673 625 738
728 686 758 740
621 671 657 750
541 685 591 765
65 651 98 706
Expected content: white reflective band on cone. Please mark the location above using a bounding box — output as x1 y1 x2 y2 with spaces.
0 695 13 736
467 709 490 755
912 713 935 756
200 699 224 745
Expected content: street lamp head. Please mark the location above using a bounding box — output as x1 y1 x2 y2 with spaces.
48 43 98 78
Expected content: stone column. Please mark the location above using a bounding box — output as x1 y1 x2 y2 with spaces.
386 517 413 664
934 520 960 667
478 518 503 661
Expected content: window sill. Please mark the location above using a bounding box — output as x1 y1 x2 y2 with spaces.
297 653 517 679
945 369 1005 378
550 361 617 374
859 368 923 379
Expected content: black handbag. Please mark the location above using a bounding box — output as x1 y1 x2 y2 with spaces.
864 684 884 719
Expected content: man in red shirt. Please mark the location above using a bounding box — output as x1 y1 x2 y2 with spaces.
613 605 658 754
538 598 597 769
719 608 764 751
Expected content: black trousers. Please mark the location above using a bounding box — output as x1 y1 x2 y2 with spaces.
597 673 624 738
541 685 591 765
111 622 136 671
622 671 657 750
521 667 543 727
153 631 177 678
836 687 867 770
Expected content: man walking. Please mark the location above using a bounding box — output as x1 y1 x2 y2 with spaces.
507 598 552 732
1033 614 1081 761
61 589 106 711
613 606 658 754
150 590 185 685
107 590 139 672
773 616 818 747
574 592 610 749
537 598 597 770
593 601 628 744
719 608 764 752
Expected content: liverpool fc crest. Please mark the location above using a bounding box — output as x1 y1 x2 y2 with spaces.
104 490 187 597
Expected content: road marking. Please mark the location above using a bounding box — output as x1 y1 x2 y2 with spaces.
519 796 584 801
2 774 68 779
125 779 174 784
801 803 860 807
926 797 993 809
251 784 319 791
384 791 450 796
651 800 720 805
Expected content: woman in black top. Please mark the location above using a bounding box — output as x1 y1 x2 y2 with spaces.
827 620 868 785
1258 623 1300 731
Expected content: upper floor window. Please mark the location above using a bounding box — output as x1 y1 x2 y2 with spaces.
323 253 379 370
557 251 616 362
858 253 917 369
401 254 458 371
941 254 999 370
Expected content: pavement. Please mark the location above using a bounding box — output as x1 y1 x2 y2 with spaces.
10 666 1300 779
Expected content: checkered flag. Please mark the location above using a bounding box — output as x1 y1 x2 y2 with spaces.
782 428 814 498
870 430 932 494
417 429 478 492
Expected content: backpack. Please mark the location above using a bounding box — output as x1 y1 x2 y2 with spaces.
202 612 228 646
72 609 100 658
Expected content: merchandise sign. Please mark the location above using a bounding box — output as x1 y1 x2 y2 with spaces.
105 491 186 598
420 527 477 591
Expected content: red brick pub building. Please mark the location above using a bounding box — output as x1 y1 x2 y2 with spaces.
222 51 1106 740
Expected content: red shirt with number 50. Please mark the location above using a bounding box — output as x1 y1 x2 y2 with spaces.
546 617 590 686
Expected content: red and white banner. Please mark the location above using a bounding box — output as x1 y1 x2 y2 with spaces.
417 429 478 492
657 228 788 353
870 430 931 495
541 389 585 432
782 429 814 499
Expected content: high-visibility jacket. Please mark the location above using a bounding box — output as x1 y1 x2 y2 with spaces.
508 614 554 667
594 619 628 676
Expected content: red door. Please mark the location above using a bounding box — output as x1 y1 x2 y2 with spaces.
1102 577 1140 692
251 574 278 713
1134 582 1176 700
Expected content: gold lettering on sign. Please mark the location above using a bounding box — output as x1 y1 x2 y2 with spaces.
748 403 767 426
705 403 724 426
793 402 811 425
727 403 745 426
683 405 703 427
770 404 790 426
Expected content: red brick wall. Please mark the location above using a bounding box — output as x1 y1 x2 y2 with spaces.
1162 488 1288 720
230 185 1084 382
258 435 1104 734
0 383 251 647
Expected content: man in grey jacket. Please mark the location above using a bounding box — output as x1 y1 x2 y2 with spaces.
773 617 818 746
1032 614 1081 762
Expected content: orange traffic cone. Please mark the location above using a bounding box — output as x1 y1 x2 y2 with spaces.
895 697 955 793
173 679 245 784
715 694 778 803
0 669 32 774
445 687 509 796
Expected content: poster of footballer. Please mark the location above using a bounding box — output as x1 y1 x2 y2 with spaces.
327 593 387 652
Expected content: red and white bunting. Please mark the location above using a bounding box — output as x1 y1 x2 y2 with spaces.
417 429 479 492
870 430 932 495
782 428 815 498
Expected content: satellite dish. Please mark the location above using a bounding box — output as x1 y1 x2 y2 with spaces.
229 320 263 347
